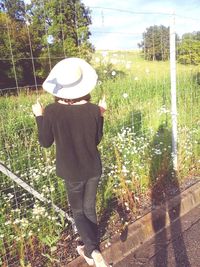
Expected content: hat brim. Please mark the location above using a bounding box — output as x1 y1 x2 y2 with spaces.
42 58 98 99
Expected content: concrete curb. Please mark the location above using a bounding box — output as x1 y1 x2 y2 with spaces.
67 180 200 266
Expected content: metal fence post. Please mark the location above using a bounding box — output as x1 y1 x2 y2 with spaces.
170 12 178 171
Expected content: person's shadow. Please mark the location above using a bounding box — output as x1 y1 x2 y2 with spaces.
149 124 191 267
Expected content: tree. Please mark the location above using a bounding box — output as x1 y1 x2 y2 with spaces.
28 0 94 77
182 31 200 41
138 25 170 61
0 0 44 89
0 0 94 90
177 32 200 65
0 12 15 89
0 12 33 89
0 0 26 22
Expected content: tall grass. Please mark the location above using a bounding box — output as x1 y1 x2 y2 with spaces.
0 51 199 266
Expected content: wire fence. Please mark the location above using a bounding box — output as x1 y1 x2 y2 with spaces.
0 3 200 267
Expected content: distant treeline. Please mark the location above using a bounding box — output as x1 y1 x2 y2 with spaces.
138 25 200 63
1 1 200 92
0 0 94 90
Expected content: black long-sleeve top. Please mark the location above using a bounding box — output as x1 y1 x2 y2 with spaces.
35 102 103 182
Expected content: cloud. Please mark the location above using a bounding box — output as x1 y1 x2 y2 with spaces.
83 0 200 50
90 31 142 50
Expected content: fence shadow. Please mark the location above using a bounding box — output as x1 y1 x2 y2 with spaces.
149 124 191 267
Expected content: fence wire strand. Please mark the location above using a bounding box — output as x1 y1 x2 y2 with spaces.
0 3 200 267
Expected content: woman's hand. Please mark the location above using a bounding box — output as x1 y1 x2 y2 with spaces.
32 101 43 116
98 95 107 116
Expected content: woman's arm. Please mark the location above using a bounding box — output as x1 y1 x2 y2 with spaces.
32 102 54 148
96 95 106 145
98 95 107 117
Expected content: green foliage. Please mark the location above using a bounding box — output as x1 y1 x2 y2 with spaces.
138 25 170 61
0 13 26 88
182 31 200 41
0 0 94 90
30 0 93 60
138 25 200 66
95 62 126 82
177 32 200 65
0 0 26 22
0 50 200 266
194 71 200 85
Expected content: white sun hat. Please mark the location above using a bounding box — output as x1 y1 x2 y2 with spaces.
42 57 98 99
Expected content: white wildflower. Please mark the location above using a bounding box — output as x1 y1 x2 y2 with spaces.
157 106 170 114
5 220 12 226
25 19 30 26
145 68 150 74
21 218 29 228
95 57 100 63
7 193 14 199
122 165 129 175
110 58 117 64
28 231 33 237
47 35 54 44
126 63 131 69
123 93 128 98
32 205 46 217
13 219 20 225
102 51 108 57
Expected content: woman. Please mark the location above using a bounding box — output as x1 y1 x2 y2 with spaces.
32 58 109 267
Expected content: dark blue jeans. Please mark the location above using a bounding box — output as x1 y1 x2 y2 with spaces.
66 176 100 258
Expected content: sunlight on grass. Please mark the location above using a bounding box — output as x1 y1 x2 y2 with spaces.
0 50 199 265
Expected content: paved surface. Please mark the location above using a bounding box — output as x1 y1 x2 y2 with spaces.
68 181 200 267
115 204 200 267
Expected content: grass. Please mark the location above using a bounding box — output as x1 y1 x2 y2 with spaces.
0 50 200 266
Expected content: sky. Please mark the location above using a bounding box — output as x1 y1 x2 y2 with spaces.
81 0 200 50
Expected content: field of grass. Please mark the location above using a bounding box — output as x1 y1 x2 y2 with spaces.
0 50 199 266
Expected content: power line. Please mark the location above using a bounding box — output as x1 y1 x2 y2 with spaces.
87 6 200 21
86 6 171 16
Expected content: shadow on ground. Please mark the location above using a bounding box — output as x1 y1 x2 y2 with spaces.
149 123 191 267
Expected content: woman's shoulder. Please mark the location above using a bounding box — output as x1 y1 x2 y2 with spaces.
44 101 100 115
44 102 58 114
86 103 102 119
88 102 99 109
87 102 101 113
45 102 57 109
